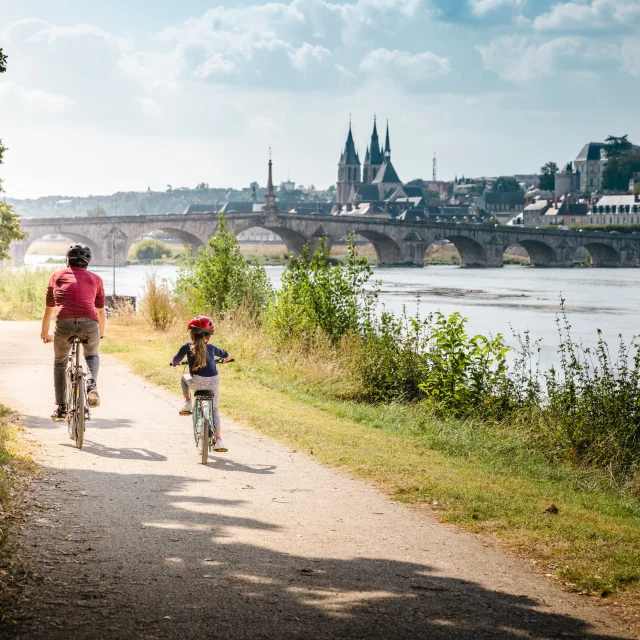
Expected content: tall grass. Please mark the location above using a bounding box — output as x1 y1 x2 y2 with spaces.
0 267 52 320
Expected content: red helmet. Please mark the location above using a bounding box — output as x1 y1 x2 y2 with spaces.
187 316 215 335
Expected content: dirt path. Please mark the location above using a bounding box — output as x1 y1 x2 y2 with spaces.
0 321 634 639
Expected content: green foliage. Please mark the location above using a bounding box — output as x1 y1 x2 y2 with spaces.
176 213 271 316
0 201 26 260
86 206 107 217
530 309 640 476
604 134 632 159
0 48 6 74
129 238 173 262
0 267 52 320
268 234 377 346
494 177 522 193
602 149 640 191
539 161 558 192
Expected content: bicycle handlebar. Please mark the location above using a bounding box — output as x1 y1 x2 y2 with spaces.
169 357 235 367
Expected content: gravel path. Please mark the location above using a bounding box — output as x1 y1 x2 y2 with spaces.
0 321 634 639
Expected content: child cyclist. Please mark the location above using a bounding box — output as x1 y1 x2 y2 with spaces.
170 316 233 452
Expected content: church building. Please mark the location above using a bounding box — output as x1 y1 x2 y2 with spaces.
336 118 424 218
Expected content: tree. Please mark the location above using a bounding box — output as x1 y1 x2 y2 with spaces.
0 49 27 259
602 149 640 192
539 162 559 191
604 135 632 159
86 206 107 217
494 177 522 193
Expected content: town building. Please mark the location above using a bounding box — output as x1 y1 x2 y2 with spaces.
474 191 525 223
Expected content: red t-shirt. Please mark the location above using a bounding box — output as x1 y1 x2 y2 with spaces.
46 267 105 321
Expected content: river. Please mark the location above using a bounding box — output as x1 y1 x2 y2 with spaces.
23 256 640 370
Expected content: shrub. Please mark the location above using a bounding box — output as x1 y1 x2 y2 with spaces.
268 235 377 346
129 239 173 262
175 214 271 316
139 270 175 330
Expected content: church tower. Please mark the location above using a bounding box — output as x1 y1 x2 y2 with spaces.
337 120 361 205
363 116 384 185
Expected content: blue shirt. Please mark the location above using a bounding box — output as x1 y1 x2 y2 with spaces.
172 342 229 377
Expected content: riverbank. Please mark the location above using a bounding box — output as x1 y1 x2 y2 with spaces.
103 317 640 621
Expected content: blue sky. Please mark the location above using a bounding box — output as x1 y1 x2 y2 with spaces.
0 0 638 198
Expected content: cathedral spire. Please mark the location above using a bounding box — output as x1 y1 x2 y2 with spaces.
369 116 383 165
384 120 391 156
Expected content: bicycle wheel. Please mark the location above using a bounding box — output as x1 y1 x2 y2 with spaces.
75 376 86 449
66 369 75 440
201 401 211 465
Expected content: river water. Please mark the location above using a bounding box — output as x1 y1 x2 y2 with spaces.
24 257 640 370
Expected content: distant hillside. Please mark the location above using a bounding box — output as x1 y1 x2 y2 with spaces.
7 186 266 218
8 183 335 219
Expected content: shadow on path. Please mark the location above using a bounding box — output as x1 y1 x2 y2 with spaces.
3 466 630 640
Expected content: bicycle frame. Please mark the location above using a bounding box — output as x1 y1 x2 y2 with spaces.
192 394 213 464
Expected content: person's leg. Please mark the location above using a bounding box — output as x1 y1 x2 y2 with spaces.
53 320 74 406
179 375 193 414
209 376 226 449
80 320 100 406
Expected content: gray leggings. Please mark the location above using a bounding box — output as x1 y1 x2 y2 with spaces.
182 374 221 430
54 318 100 405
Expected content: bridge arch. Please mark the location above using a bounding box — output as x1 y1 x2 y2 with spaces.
227 221 308 257
444 235 487 268
353 229 402 265
128 227 206 259
12 230 104 266
582 242 621 267
514 239 557 267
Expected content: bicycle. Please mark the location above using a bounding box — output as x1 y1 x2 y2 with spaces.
176 357 234 464
66 335 90 449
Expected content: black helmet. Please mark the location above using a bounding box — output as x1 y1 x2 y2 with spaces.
67 243 92 267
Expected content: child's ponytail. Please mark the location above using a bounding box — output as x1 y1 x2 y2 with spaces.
190 333 208 371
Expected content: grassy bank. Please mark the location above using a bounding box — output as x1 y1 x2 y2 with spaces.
0 268 52 320
104 318 640 602
0 405 34 555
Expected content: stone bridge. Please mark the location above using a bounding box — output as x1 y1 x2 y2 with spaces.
10 210 640 268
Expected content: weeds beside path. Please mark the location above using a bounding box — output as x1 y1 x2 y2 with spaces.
104 323 640 616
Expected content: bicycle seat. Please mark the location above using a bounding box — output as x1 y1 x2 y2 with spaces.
194 390 214 397
68 335 89 344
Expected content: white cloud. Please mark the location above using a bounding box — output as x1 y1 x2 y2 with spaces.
288 43 332 70
476 35 619 82
193 54 237 79
621 38 640 76
469 0 523 16
534 0 640 30
360 48 450 82
0 81 73 111
135 97 163 117
118 49 187 91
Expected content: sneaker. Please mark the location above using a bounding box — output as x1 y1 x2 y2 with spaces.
87 380 100 407
213 438 227 452
51 405 68 423
179 400 192 415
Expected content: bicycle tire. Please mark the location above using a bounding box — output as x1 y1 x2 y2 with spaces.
201 401 210 465
192 400 200 447
66 369 75 440
75 377 86 449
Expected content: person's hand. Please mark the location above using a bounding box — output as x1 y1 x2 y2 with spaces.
41 333 53 343
224 356 234 363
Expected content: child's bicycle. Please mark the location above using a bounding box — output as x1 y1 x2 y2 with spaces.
176 357 234 464
66 335 91 449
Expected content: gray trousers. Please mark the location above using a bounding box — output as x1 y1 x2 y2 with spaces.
54 318 100 405
182 374 221 430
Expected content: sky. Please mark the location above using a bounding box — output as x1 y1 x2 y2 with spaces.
0 0 639 199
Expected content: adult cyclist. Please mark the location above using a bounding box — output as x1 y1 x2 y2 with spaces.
40 243 106 422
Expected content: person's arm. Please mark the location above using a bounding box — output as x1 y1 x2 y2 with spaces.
41 306 55 343
96 307 106 338
212 344 231 361
170 344 189 367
